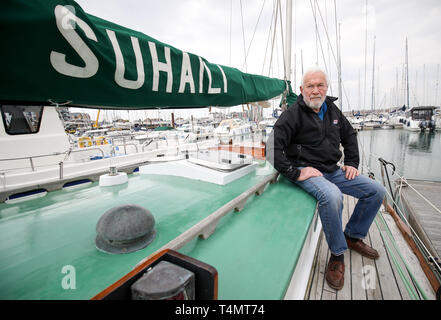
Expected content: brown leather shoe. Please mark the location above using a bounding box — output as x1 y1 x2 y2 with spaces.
325 260 345 290
345 236 379 260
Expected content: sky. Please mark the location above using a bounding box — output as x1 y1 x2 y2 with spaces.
72 0 441 121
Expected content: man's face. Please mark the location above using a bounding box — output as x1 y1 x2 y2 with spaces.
300 72 328 110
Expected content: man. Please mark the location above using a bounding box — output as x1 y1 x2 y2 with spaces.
269 67 386 290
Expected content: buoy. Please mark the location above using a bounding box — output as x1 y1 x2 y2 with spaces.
95 204 156 254
99 166 128 187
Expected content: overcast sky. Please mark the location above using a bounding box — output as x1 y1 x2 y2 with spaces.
73 0 441 120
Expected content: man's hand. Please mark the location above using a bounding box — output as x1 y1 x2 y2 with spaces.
297 167 323 181
342 165 359 180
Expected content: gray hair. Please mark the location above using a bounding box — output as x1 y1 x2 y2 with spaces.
301 67 330 87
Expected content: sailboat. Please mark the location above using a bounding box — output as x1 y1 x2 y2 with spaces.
0 0 323 300
395 39 437 131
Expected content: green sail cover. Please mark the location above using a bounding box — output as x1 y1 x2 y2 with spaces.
0 0 293 109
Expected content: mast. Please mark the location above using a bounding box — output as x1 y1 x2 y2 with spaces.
423 64 426 106
405 37 410 108
436 64 440 105
363 0 368 110
371 35 376 112
334 0 342 110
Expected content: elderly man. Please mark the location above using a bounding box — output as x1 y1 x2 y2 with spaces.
269 67 386 290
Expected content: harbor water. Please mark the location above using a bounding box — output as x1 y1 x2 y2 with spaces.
356 129 441 183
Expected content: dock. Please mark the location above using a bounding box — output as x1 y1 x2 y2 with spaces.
305 194 437 300
398 179 441 261
352 124 403 131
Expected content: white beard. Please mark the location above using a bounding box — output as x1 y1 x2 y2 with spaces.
304 95 326 110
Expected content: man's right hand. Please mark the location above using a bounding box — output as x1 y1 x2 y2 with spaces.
297 167 323 181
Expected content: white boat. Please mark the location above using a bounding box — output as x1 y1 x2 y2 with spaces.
0 106 217 202
214 118 253 144
434 110 441 131
398 106 438 131
0 0 321 301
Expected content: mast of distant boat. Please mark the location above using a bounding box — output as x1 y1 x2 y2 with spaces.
405 37 410 109
371 35 376 113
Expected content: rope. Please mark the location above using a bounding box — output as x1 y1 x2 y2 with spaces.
377 211 430 299
374 217 419 299
397 176 441 215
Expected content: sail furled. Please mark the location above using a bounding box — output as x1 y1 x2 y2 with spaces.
0 0 293 109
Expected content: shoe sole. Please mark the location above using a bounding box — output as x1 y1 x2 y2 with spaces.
326 279 344 291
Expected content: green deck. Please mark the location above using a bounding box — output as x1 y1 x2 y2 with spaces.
0 169 316 300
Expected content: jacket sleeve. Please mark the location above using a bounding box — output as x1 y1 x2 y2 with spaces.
267 110 301 181
339 114 359 169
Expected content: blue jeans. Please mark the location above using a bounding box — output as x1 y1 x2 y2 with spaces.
294 168 386 256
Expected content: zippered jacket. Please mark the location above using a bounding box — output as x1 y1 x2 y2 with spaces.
268 94 359 182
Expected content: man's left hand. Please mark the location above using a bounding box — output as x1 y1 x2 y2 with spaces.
342 165 359 180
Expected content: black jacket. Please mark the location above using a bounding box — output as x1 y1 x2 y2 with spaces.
268 94 359 181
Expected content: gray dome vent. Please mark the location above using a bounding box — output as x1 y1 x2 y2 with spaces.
95 204 156 254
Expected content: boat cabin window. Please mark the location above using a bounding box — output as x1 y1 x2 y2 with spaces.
412 109 432 121
1 105 43 135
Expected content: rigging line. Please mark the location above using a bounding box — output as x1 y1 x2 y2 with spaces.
239 0 248 72
268 0 279 77
410 85 421 106
273 22 281 78
397 176 441 216
308 0 332 92
277 0 286 80
261 0 276 75
308 0 318 65
314 1 351 109
309 0 319 66
324 0 332 95
309 0 332 91
229 0 232 66
356 135 374 173
342 79 352 110
241 0 267 71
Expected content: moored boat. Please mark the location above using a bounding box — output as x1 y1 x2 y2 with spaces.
398 106 438 131
0 0 323 301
